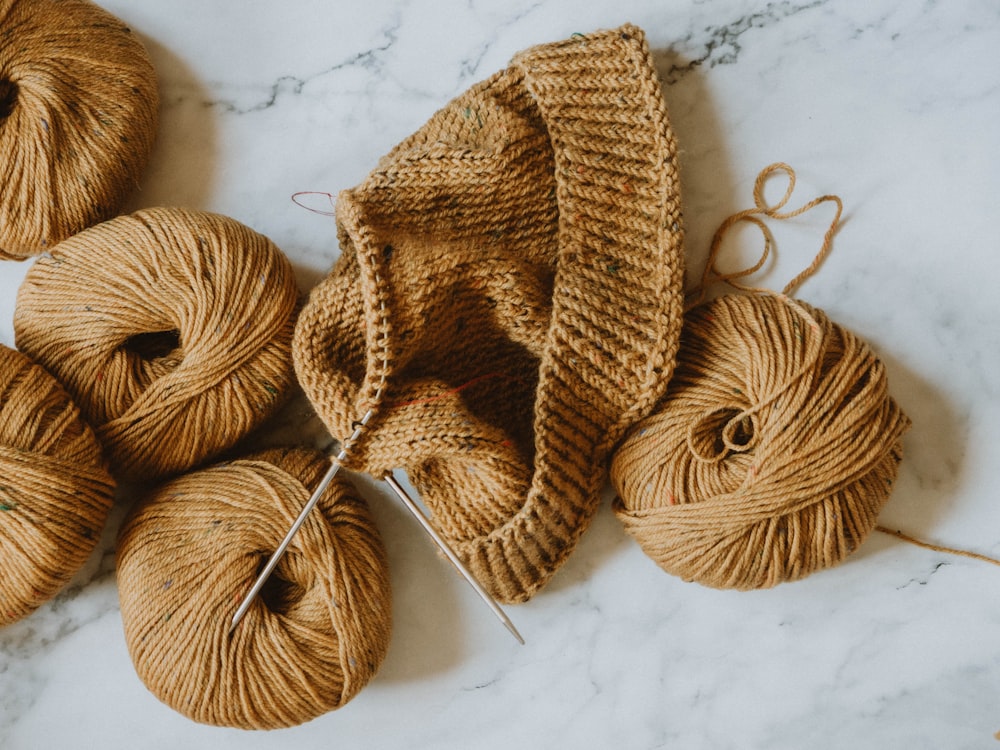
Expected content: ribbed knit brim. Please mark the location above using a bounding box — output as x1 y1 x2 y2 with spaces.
294 24 684 602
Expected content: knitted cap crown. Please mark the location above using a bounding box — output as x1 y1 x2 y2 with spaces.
294 25 684 602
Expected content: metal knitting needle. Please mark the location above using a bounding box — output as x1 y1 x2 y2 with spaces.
230 413 372 633
230 415 524 644
382 472 525 645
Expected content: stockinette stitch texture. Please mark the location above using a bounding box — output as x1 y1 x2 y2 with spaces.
294 25 685 602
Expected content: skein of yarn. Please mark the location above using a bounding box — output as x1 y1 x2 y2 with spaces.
0 0 159 259
13 207 299 481
612 294 910 588
116 447 392 730
611 164 911 589
0 344 115 626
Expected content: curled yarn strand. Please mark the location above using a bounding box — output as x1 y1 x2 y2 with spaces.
687 162 844 309
616 162 999 585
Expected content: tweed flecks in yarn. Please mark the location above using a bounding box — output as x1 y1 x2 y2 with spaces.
0 344 115 626
13 207 299 481
294 25 686 603
0 0 159 259
116 448 392 730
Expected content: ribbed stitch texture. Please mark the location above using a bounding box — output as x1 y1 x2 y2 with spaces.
294 25 685 602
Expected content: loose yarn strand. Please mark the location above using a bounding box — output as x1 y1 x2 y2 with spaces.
686 162 844 310
875 525 1000 568
683 163 841 466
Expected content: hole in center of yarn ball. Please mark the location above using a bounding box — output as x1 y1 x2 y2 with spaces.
726 414 755 448
257 561 307 615
0 78 18 120
689 407 757 462
123 329 182 361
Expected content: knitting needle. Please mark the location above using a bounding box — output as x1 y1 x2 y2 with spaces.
230 413 372 633
230 417 524 644
382 472 525 645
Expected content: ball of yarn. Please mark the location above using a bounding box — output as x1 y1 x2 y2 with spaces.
13 207 299 480
611 293 911 589
0 0 159 259
0 344 115 626
116 447 392 729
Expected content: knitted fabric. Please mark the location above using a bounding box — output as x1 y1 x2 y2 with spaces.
294 25 685 603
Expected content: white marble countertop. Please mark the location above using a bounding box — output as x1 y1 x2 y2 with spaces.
2 1 999 747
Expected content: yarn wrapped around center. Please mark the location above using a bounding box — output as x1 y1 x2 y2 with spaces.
13 207 299 480
611 293 911 589
0 0 159 258
0 344 115 625
116 448 392 730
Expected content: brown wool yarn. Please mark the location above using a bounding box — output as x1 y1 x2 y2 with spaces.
13 207 299 480
0 0 159 260
611 164 911 589
610 292 911 590
0 344 115 625
293 25 685 603
116 447 392 730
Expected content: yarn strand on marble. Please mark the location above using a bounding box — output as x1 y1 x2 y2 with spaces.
686 161 844 310
874 525 1000 567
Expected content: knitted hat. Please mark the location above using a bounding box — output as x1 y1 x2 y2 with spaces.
294 24 685 602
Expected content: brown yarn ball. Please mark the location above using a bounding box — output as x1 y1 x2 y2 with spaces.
13 207 299 481
0 0 159 259
611 293 911 589
0 343 115 626
116 447 392 730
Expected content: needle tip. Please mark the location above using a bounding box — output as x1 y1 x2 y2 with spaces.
229 608 246 635
503 617 525 645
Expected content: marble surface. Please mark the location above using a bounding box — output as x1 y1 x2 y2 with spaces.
2 0 999 747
